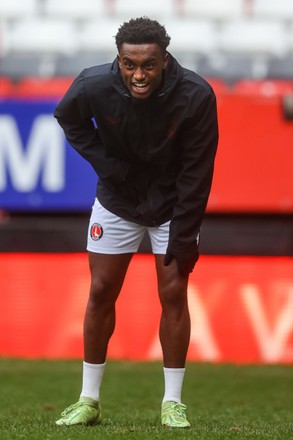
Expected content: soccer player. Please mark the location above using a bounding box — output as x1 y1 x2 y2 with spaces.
54 17 218 428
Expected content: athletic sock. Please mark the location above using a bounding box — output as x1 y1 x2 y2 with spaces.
80 361 106 401
162 367 185 403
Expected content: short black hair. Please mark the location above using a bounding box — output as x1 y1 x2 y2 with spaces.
115 17 171 54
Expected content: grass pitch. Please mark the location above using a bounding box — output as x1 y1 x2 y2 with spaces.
0 359 292 439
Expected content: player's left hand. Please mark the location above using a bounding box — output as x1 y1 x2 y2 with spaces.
164 251 199 277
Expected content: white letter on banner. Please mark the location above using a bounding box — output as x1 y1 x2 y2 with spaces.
188 284 221 361
0 115 64 192
241 284 293 362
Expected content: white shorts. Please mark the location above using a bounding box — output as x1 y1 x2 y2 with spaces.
87 198 170 254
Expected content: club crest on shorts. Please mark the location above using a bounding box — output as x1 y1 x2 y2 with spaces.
90 223 103 240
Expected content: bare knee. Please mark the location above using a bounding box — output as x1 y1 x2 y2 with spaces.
88 274 119 310
159 278 188 310
87 252 132 309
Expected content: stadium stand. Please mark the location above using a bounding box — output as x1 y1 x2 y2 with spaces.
54 54 103 77
0 0 292 80
0 54 53 79
195 54 261 84
0 0 38 20
218 19 288 57
182 0 244 20
6 19 77 55
267 57 293 80
113 0 176 19
44 0 109 20
253 0 293 21
166 20 218 55
77 19 123 56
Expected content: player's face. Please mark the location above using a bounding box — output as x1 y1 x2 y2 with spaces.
118 43 168 99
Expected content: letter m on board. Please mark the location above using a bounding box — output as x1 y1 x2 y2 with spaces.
0 115 64 192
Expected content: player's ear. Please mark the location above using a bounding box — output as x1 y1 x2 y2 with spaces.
117 54 121 68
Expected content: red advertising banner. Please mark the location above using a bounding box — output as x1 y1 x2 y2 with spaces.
0 253 292 364
209 91 293 212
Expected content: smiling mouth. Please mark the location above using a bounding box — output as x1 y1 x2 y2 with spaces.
131 82 149 94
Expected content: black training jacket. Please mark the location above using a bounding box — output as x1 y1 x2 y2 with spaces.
54 54 218 262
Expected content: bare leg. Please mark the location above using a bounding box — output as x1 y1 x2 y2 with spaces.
84 252 133 364
155 254 190 368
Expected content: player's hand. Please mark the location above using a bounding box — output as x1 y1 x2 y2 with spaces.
164 251 199 277
163 251 174 267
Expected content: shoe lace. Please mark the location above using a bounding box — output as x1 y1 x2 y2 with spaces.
163 402 187 421
170 402 187 421
61 401 82 416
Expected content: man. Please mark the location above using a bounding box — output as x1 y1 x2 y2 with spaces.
54 17 218 429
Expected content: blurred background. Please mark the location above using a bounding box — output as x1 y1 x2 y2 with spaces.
0 0 293 364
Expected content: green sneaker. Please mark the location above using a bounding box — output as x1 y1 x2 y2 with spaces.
55 397 101 426
161 401 191 428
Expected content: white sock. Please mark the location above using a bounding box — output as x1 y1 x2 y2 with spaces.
162 367 185 403
80 361 106 401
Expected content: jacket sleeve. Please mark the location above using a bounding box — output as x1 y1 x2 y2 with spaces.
54 70 129 181
166 91 218 270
